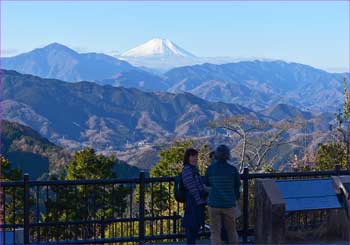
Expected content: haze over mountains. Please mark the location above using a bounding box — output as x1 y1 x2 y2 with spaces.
118 38 270 71
2 41 348 112
164 61 348 112
1 69 254 150
2 39 347 171
2 69 334 171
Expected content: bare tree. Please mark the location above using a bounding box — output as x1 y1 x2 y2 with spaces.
209 116 299 172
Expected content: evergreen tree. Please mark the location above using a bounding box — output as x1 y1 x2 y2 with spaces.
44 148 130 240
150 141 193 178
0 156 22 181
315 143 347 170
66 148 116 180
0 156 24 225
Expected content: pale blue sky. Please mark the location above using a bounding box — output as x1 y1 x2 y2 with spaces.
1 1 349 72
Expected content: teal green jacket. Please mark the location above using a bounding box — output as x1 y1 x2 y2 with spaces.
204 160 241 208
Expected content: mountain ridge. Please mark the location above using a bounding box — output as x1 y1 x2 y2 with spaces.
1 69 256 151
1 119 71 179
3 43 349 112
2 69 336 170
164 60 348 112
2 43 138 82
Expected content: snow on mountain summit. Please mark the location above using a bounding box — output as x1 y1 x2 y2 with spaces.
121 38 196 58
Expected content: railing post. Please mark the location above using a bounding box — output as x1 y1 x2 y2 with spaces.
0 175 3 232
101 216 105 239
242 167 249 244
172 212 177 242
23 174 30 244
138 171 145 244
335 164 340 176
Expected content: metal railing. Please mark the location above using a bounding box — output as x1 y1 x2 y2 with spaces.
0 165 349 244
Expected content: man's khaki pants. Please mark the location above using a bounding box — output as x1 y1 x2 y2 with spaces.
208 206 239 244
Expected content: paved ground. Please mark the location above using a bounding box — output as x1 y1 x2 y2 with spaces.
160 239 350 244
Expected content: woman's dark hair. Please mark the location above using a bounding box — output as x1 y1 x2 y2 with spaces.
183 148 199 165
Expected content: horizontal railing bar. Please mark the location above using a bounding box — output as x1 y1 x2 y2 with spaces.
29 215 183 227
0 181 25 187
31 178 140 186
32 228 254 244
147 228 253 239
34 236 140 244
285 206 342 213
30 218 138 226
0 224 24 229
1 167 348 244
1 169 348 186
0 179 139 187
144 176 175 182
247 170 349 179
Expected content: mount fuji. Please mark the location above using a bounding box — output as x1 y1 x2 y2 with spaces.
121 38 196 58
118 38 268 72
118 38 202 72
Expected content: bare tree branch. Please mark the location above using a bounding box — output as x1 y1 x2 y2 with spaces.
209 115 298 172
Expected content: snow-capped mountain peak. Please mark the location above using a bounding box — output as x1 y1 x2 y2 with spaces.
121 38 196 58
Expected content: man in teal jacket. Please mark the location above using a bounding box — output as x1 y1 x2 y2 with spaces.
204 145 241 244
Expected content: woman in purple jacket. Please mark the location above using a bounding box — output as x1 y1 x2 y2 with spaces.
181 148 207 244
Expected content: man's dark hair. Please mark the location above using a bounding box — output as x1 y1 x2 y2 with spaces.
215 145 231 161
183 148 198 165
209 151 215 159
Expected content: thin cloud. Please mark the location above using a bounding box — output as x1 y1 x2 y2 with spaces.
1 48 20 57
324 67 350 73
72 46 88 53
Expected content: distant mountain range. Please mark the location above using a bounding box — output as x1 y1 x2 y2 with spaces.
118 38 271 71
2 69 254 152
2 40 346 172
98 69 168 91
2 42 348 113
164 61 349 112
2 69 335 170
